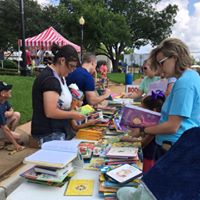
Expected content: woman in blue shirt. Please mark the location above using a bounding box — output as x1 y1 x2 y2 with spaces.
129 38 200 160
117 38 200 200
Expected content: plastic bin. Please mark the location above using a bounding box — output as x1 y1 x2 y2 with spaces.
125 73 133 85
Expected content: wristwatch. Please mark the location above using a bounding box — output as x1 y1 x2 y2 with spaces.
140 127 146 137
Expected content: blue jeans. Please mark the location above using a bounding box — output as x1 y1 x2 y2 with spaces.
39 132 65 145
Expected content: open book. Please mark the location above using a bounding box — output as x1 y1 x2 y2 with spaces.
120 105 161 130
24 140 81 168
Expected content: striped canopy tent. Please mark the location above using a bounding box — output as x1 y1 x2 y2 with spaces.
18 26 80 52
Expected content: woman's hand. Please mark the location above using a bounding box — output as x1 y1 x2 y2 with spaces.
120 136 134 142
72 112 86 121
128 128 141 138
103 88 111 99
87 118 100 126
120 136 142 142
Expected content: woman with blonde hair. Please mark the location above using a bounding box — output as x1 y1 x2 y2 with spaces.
117 38 200 200
128 38 200 160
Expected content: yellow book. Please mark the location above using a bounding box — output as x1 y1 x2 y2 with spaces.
65 179 94 196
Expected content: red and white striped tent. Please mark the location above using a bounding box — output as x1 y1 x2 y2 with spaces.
18 26 80 52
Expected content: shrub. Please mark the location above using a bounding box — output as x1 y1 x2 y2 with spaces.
1 60 18 69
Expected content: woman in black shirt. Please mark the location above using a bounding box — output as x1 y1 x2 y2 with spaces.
32 44 85 143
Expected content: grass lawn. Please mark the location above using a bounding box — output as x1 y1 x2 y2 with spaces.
107 73 141 84
0 75 34 124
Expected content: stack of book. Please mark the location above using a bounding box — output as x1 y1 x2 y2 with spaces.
76 127 104 140
98 164 142 199
20 162 74 187
21 140 80 186
104 145 139 165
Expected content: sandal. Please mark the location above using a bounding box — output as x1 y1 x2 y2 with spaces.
0 141 5 150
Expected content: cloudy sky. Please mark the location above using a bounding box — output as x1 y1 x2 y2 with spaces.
135 0 200 59
37 0 200 59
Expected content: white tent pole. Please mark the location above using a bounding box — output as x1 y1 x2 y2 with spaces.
18 44 20 74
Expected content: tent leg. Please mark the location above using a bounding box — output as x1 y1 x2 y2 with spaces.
18 45 20 74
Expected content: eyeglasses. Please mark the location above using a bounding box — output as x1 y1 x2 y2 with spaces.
143 67 148 70
158 57 169 66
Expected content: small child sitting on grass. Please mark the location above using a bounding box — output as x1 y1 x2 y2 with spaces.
0 81 24 151
121 90 165 172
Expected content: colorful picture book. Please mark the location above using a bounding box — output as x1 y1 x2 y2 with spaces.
24 140 80 168
83 157 105 171
79 104 95 115
106 164 142 184
105 146 138 158
113 118 125 132
78 142 95 159
120 104 161 129
65 179 94 196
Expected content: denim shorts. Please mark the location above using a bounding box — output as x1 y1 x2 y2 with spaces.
37 132 66 145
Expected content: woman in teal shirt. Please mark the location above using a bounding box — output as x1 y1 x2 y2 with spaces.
124 59 160 98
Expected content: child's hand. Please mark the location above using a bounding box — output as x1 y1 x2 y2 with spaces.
15 144 25 151
5 110 14 118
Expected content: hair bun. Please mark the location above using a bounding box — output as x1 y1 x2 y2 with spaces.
51 43 61 56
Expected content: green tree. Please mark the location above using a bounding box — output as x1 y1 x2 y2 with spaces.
101 0 178 70
60 0 178 71
0 0 51 50
59 0 131 70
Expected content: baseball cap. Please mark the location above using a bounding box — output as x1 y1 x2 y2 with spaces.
0 81 12 92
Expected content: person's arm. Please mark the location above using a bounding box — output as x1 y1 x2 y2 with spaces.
142 135 154 148
129 115 182 137
165 77 176 96
123 88 143 99
71 118 99 131
43 91 85 121
85 88 111 105
1 125 22 151
165 82 174 97
5 108 14 118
